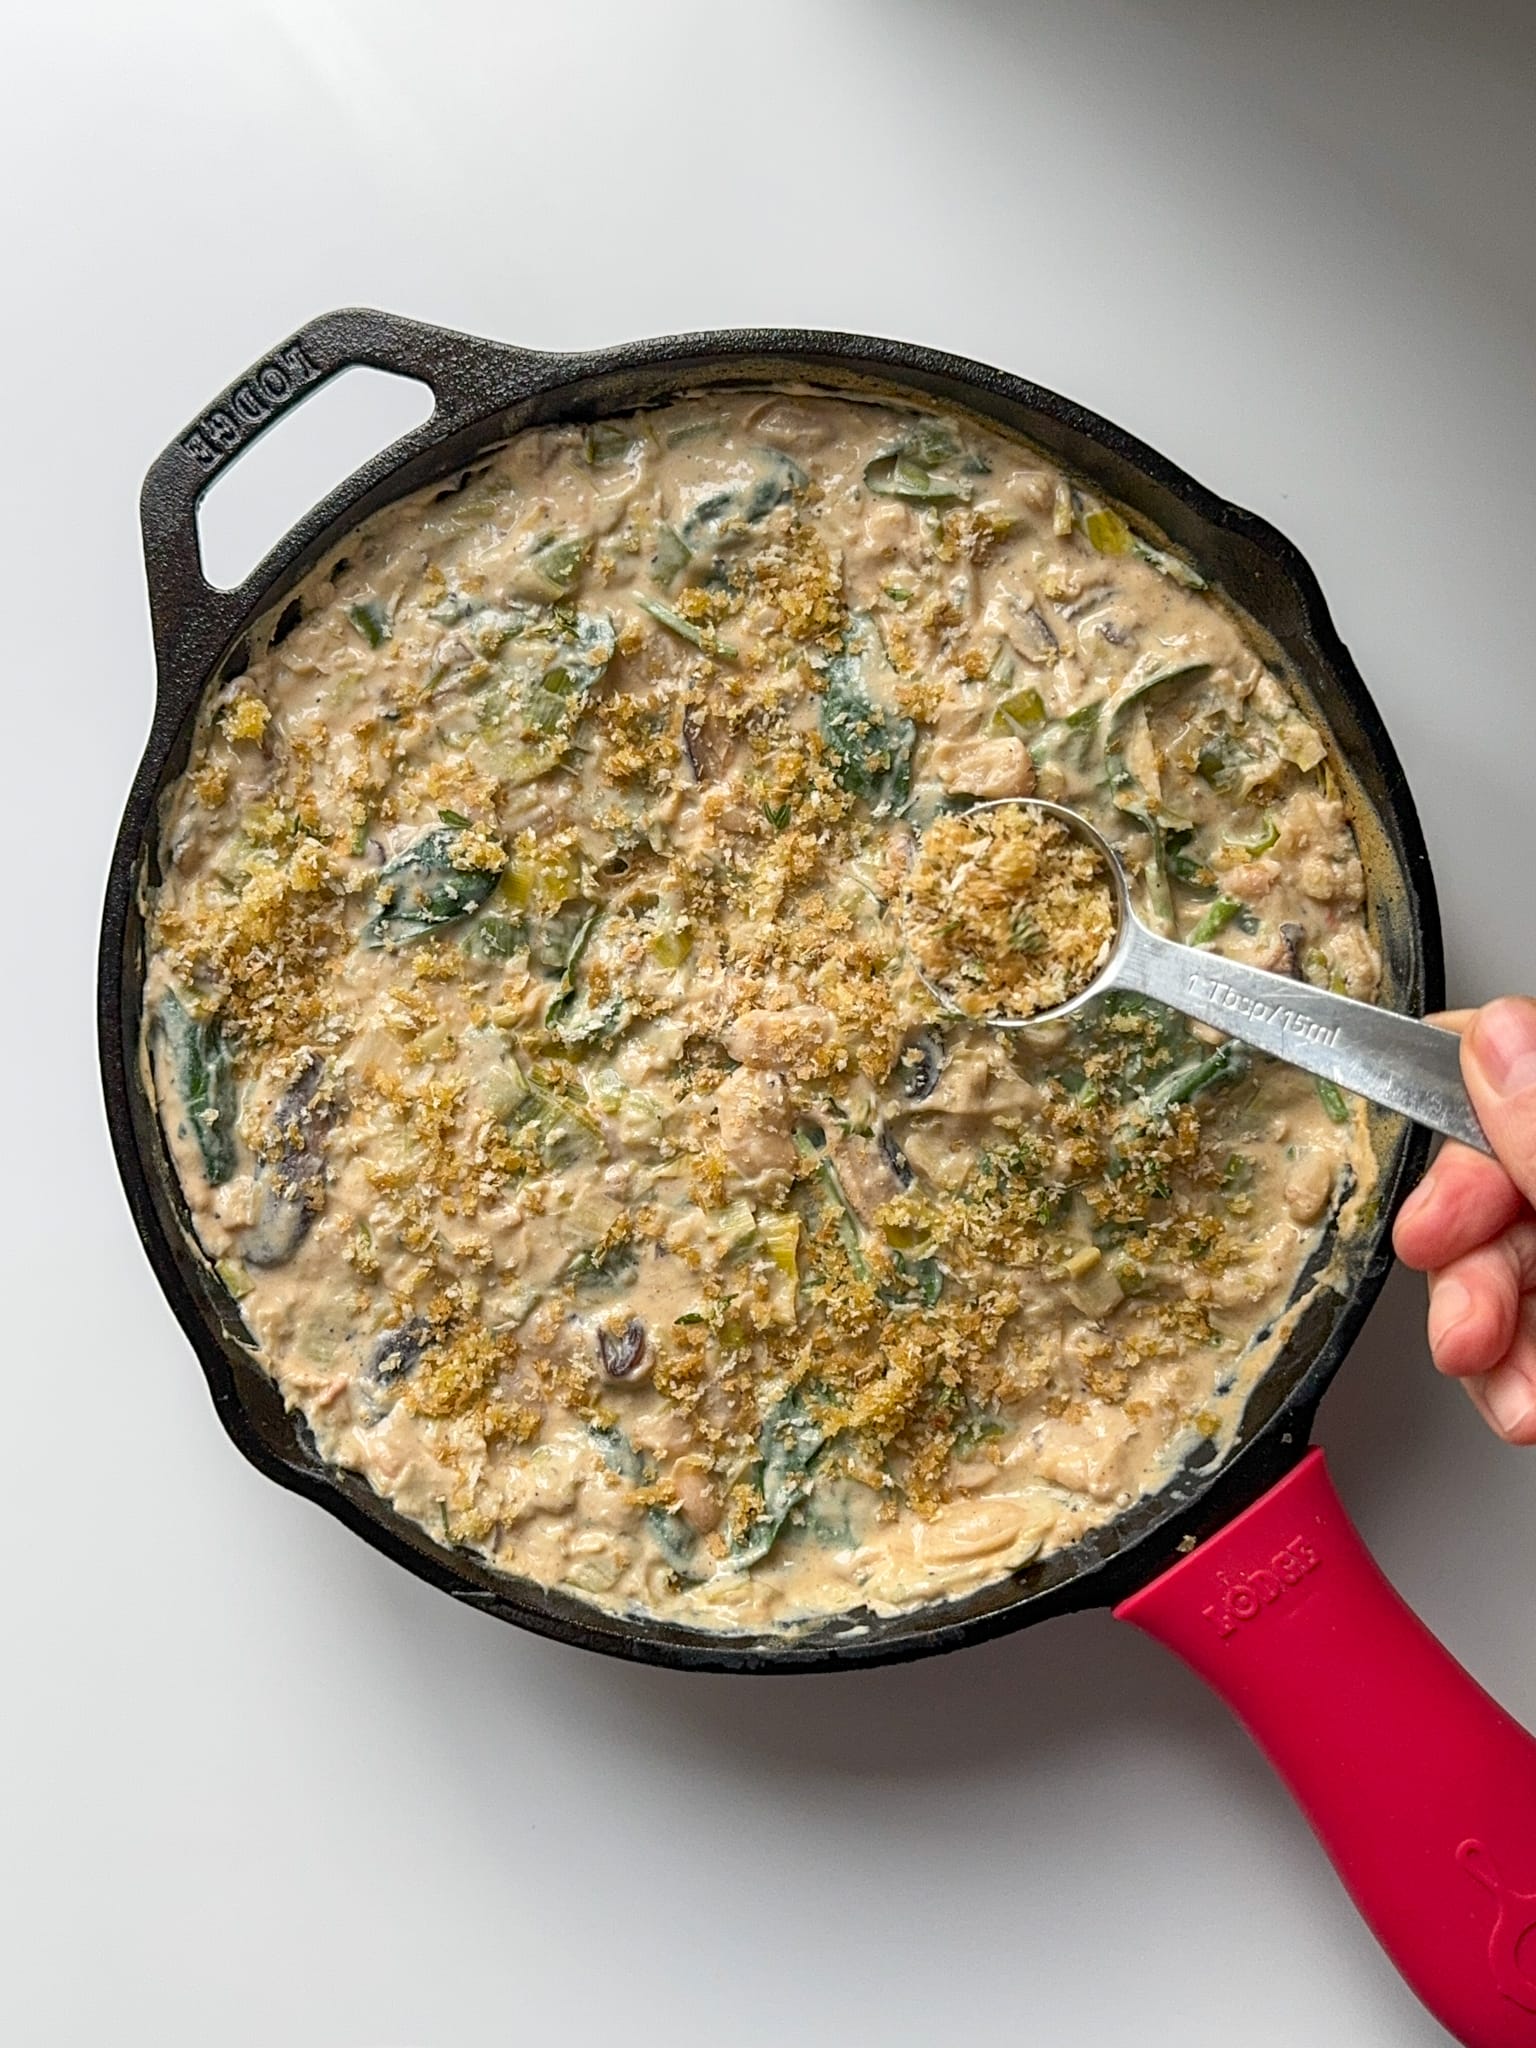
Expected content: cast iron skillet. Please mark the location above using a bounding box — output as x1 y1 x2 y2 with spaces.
100 312 1536 2042
102 307 1431 1666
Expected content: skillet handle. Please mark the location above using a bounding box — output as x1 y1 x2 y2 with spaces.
1117 1449 1536 2046
138 306 547 694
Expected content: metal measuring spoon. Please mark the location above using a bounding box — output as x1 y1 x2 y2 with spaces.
906 798 1489 1154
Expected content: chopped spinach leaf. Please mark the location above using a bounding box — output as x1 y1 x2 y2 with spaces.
543 909 631 1045
590 1423 703 1578
362 827 503 948
158 991 238 1185
817 615 914 814
681 448 805 548
347 597 389 648
728 1392 828 1569
650 523 692 589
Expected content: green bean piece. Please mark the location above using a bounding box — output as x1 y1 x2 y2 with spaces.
1317 1077 1352 1123
1142 1041 1250 1117
1189 895 1243 946
634 593 734 659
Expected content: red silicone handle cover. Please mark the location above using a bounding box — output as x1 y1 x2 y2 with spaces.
1116 1449 1536 2046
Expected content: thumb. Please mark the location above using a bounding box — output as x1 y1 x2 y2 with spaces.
1462 998 1536 1211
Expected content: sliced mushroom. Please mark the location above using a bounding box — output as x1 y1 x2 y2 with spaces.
878 1127 915 1189
1275 922 1306 980
832 1131 909 1225
369 1319 431 1386
238 1053 338 1267
1016 605 1058 658
899 1033 944 1101
597 1318 648 1379
681 711 734 782
241 1178 312 1268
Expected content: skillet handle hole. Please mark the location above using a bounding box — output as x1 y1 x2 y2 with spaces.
195 365 434 592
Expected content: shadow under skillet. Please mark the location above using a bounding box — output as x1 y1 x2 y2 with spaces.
353 1263 1443 1802
319 1261 1456 2048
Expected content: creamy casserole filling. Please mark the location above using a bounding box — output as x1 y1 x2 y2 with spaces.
144 389 1378 1630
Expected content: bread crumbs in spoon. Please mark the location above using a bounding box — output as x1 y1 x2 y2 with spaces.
906 801 1116 1020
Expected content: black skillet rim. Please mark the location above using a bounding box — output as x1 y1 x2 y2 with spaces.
99 310 1440 1673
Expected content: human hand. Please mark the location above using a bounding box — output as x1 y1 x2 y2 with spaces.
1393 997 1536 1442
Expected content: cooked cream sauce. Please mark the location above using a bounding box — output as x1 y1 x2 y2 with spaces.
144 388 1378 1632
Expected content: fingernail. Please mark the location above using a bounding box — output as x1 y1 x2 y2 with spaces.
1428 1276 1472 1352
1483 1363 1536 1437
1469 998 1536 1099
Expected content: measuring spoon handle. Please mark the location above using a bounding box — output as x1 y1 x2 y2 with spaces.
1117 920 1490 1154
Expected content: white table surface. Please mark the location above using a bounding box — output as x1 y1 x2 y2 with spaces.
5 3 1535 2041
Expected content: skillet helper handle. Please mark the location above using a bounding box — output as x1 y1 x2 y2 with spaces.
1117 1449 1536 2047
138 306 536 689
